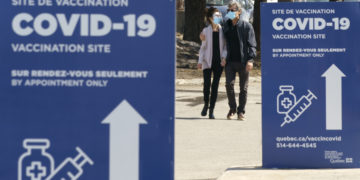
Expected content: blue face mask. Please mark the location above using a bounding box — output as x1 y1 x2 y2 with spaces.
213 17 222 25
225 11 236 20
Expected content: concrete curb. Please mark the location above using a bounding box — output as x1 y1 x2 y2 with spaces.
176 76 262 86
217 166 360 180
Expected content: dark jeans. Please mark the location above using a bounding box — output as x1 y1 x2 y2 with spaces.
203 66 223 109
225 62 249 114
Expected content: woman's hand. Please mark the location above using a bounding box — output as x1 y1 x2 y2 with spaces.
221 59 226 67
197 63 202 70
200 33 205 41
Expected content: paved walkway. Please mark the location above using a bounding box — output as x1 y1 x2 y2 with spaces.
175 76 262 180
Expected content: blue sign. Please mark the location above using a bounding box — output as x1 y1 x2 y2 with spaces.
262 2 360 168
0 1 175 180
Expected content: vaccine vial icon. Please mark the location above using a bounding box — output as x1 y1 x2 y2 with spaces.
277 85 297 114
18 139 55 180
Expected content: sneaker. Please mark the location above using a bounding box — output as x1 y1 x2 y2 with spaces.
237 113 245 121
227 109 236 120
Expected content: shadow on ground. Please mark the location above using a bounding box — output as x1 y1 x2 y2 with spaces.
176 92 228 107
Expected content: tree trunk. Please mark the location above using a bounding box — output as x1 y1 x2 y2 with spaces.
183 0 206 43
177 0 184 10
253 0 267 51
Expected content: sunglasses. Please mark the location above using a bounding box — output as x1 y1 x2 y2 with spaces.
228 9 239 12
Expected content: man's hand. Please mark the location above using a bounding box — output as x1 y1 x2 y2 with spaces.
200 33 205 41
221 59 226 67
197 63 202 70
246 61 253 72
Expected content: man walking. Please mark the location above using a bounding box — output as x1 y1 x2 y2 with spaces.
223 1 257 120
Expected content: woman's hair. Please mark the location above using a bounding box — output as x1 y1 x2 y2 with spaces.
205 7 219 25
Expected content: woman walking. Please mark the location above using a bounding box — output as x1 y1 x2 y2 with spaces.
198 7 227 119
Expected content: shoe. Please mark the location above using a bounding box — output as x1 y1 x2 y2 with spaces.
209 109 215 119
227 109 236 120
201 105 208 116
237 113 245 121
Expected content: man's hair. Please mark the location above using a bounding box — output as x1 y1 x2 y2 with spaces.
228 0 242 10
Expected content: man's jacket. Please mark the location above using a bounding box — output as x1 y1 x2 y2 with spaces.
223 19 257 65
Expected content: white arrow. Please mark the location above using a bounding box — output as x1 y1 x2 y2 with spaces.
102 100 147 180
322 64 346 130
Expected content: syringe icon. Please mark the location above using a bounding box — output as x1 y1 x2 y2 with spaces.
281 90 317 127
46 147 94 180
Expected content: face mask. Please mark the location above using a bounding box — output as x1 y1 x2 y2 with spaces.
213 17 222 25
226 11 236 20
